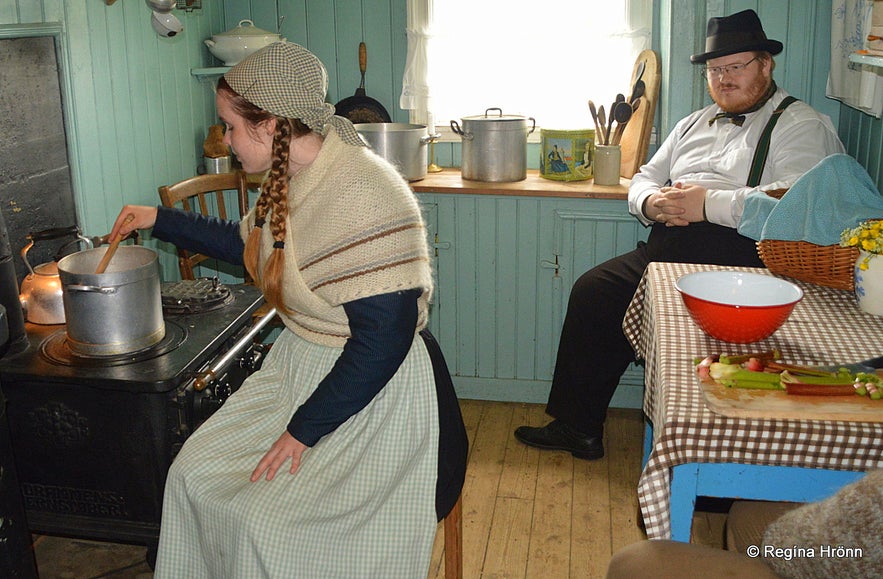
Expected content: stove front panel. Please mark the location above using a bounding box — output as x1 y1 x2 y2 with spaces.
3 379 186 543
0 283 266 545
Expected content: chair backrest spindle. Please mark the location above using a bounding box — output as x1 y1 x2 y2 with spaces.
157 170 250 281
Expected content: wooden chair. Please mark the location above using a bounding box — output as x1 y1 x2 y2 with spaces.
443 495 463 579
620 49 661 179
158 170 250 280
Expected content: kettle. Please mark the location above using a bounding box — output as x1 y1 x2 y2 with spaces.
19 226 92 325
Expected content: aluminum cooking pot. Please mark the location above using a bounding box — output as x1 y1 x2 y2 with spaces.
355 123 439 182
19 226 92 325
451 108 536 182
57 245 164 356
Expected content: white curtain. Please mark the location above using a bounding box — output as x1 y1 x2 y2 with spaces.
400 0 435 129
400 0 652 131
827 0 882 118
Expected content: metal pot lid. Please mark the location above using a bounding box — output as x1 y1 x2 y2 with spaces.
213 19 280 39
460 108 530 123
355 122 428 133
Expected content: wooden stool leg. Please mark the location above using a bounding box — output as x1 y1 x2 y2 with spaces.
443 495 463 579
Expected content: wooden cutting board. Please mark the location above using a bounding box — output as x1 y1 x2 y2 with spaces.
619 49 660 179
700 380 883 422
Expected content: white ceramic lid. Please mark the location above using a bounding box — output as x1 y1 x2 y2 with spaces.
214 20 279 38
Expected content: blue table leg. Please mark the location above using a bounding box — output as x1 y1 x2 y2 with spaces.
642 420 653 468
669 462 700 542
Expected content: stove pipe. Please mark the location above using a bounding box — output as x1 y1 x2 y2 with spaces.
0 208 28 357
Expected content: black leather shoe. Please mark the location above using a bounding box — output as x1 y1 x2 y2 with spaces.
514 419 604 460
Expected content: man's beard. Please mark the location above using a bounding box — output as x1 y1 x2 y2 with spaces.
708 75 771 114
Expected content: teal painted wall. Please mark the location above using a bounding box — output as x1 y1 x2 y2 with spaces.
659 0 841 137
840 106 883 186
2 0 880 279
0 0 226 279
221 0 409 126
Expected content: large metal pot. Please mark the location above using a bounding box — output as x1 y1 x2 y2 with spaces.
355 123 438 182
57 245 164 356
451 108 536 182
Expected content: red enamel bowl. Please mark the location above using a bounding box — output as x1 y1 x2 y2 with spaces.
674 271 803 343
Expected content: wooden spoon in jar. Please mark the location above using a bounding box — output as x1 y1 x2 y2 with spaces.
94 213 135 274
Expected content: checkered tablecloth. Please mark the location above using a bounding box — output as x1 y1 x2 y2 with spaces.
623 262 883 540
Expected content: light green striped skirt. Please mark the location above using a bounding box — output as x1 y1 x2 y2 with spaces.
154 329 439 578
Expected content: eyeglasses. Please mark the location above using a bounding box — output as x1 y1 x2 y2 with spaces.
700 56 761 80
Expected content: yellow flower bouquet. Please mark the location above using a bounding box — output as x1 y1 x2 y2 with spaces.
841 220 883 270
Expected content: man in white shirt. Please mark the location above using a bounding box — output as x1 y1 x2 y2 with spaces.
515 9 844 459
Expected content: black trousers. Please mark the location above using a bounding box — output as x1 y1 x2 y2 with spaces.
545 222 764 437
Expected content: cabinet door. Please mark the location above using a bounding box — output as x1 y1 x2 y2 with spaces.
550 201 650 406
417 194 546 388
416 193 648 405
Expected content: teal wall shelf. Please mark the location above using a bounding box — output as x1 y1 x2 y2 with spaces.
849 52 883 68
191 67 231 80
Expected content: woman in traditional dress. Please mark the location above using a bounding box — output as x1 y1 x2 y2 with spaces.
109 41 466 578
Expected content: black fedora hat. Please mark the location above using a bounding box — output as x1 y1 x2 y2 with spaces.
691 9 783 63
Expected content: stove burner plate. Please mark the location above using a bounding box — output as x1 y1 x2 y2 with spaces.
162 278 234 315
40 321 187 367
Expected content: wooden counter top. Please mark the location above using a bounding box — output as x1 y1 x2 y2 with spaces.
410 168 629 199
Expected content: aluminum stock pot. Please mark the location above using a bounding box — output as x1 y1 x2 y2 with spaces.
451 108 536 182
355 123 438 182
57 245 165 356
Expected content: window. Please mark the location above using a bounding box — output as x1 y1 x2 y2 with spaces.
401 0 652 138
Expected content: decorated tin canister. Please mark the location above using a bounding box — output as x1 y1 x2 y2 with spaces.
539 128 594 182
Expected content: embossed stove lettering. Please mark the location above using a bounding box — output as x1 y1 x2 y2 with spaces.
21 483 128 517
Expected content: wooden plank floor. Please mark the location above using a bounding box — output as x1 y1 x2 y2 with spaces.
427 401 647 579
30 400 647 578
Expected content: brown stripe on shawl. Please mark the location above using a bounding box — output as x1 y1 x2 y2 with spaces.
300 222 425 270
310 256 430 291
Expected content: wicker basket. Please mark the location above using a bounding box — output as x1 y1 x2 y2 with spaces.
756 239 859 292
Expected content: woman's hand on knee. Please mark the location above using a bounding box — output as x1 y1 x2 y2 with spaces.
250 431 307 482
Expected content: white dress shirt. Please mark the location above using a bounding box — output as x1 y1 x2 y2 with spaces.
628 88 845 228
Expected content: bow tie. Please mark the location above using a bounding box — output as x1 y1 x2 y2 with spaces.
709 112 746 127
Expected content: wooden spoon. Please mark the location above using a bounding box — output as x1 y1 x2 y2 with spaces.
597 105 608 145
611 100 633 146
606 94 625 145
588 100 603 142
94 213 134 274
630 79 645 103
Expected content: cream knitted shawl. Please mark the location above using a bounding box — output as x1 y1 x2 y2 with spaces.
240 128 433 347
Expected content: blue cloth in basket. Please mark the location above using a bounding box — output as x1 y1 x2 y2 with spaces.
738 154 883 245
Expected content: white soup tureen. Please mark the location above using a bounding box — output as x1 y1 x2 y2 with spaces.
204 20 284 66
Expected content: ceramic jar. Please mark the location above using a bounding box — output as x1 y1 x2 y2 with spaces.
854 250 883 315
593 145 621 186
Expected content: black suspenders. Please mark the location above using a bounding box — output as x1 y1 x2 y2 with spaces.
746 96 798 187
678 95 799 187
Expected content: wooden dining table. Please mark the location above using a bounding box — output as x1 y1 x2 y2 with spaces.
623 261 883 541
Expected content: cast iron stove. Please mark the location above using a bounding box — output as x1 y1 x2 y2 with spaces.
0 279 267 559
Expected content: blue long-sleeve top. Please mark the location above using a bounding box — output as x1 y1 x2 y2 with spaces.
152 205 418 446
